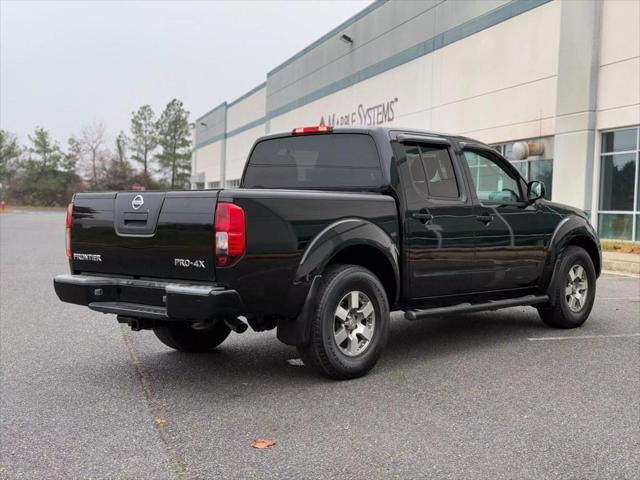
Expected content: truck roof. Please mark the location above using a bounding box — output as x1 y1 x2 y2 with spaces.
258 126 487 149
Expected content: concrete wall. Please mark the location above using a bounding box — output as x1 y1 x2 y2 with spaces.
550 0 602 211
225 124 264 182
192 0 640 224
195 140 223 186
269 0 560 144
193 84 266 187
192 103 226 187
596 0 640 131
266 0 511 116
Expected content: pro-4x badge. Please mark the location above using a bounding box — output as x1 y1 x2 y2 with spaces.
174 258 206 268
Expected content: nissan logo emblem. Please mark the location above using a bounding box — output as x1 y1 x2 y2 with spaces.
131 195 144 210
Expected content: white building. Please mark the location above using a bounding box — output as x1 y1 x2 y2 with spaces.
192 0 640 241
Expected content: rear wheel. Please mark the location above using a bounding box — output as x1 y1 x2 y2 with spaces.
153 321 231 352
537 246 596 328
297 264 389 380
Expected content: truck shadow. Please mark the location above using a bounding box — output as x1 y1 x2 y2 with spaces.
100 307 549 392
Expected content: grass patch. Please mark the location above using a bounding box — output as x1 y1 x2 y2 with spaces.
601 240 640 255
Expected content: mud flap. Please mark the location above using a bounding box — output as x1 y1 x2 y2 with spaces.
276 275 322 346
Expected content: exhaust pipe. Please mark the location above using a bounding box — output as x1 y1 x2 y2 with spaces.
224 316 248 333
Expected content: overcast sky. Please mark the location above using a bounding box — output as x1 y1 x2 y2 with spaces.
0 0 369 146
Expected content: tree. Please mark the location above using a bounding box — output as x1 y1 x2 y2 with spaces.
0 129 22 184
115 131 128 166
130 105 157 184
103 132 134 190
28 126 63 171
77 122 107 188
11 127 82 206
65 137 82 173
156 99 191 189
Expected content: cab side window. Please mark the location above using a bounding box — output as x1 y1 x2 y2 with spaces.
399 143 460 200
463 150 522 204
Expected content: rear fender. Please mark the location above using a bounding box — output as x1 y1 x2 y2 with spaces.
294 218 399 288
277 218 399 346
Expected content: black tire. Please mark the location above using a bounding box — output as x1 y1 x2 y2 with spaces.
537 246 596 329
297 264 390 380
153 321 231 352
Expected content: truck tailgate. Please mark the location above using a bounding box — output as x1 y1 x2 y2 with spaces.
70 191 218 282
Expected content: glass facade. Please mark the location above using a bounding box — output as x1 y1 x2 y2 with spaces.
598 127 640 241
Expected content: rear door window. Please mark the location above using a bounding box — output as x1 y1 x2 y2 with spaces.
419 145 459 199
397 142 461 200
243 134 382 189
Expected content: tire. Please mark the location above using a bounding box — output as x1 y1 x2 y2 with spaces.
297 264 390 380
537 246 596 329
153 321 231 352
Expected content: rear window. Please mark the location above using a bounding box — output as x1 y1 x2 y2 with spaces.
242 134 383 189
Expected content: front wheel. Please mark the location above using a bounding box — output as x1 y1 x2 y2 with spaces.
153 321 231 352
537 246 597 328
297 264 390 380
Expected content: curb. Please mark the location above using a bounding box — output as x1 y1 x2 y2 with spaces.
602 257 640 276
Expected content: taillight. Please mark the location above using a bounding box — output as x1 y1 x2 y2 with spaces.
214 202 245 266
292 125 332 135
65 203 73 257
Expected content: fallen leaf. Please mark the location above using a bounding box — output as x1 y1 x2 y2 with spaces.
252 439 275 449
154 417 167 428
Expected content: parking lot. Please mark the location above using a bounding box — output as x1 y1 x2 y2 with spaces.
1 211 638 479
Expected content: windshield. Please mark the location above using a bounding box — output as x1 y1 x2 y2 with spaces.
242 133 383 189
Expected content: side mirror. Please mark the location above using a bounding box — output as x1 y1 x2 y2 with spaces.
527 180 545 203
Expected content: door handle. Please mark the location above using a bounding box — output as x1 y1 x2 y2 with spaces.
412 212 433 224
476 213 494 224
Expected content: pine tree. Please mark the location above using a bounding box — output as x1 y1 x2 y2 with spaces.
130 105 157 184
156 99 191 189
28 127 63 172
0 130 22 183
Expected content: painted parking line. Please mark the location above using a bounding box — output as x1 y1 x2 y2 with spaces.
528 333 640 341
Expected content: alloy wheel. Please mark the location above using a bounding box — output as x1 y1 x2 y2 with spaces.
333 290 376 357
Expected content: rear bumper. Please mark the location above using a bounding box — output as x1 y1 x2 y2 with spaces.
53 274 242 321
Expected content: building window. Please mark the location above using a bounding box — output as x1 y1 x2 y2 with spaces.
207 181 220 189
598 127 640 241
490 142 553 200
226 179 241 188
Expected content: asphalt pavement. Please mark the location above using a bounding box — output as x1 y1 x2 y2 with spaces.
1 211 639 479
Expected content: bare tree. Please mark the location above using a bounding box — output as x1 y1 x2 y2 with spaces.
76 122 107 188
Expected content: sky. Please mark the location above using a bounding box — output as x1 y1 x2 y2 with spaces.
0 0 370 147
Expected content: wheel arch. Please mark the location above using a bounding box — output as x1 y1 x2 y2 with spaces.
295 218 400 306
327 244 398 307
565 234 601 277
279 219 399 347
542 215 602 300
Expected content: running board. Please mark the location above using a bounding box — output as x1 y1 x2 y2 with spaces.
404 295 549 321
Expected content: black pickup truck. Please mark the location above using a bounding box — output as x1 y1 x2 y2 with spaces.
54 126 601 379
